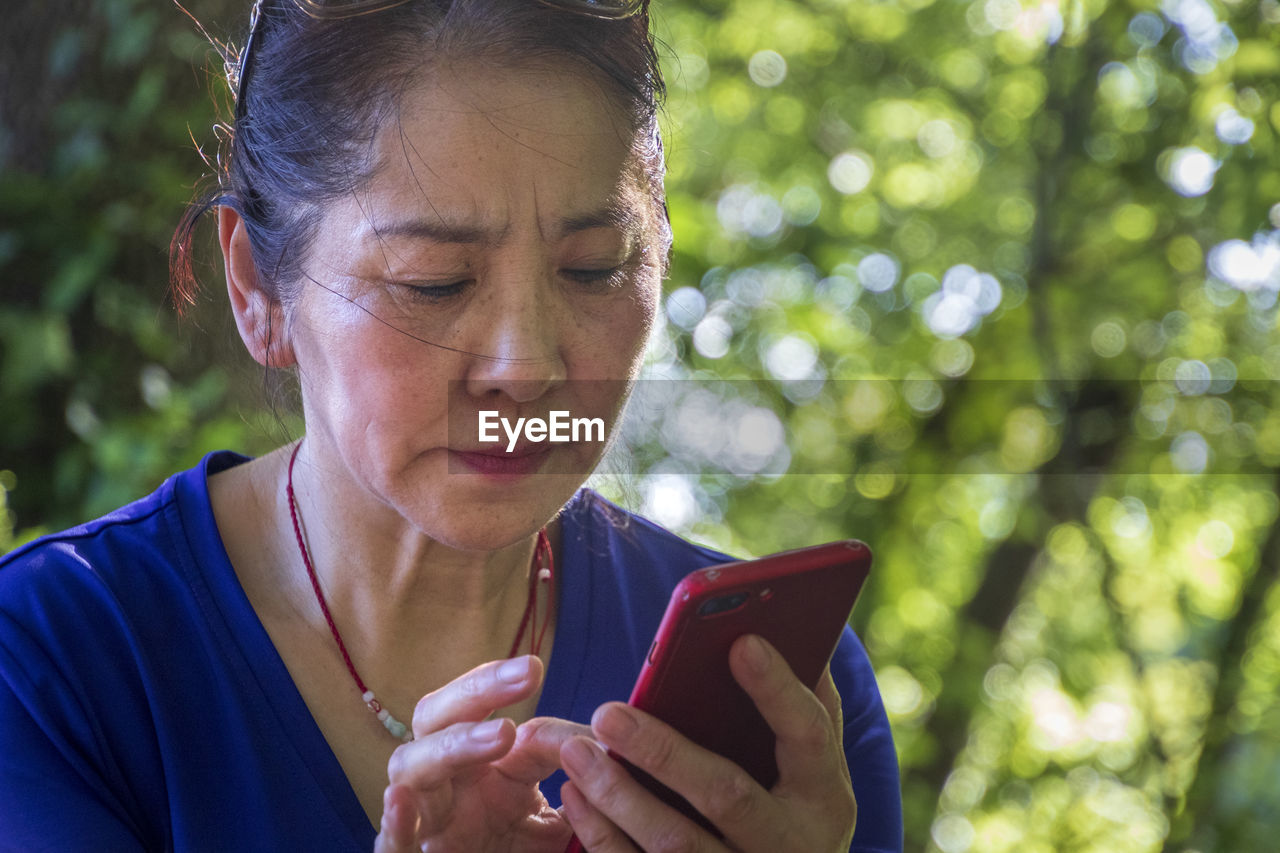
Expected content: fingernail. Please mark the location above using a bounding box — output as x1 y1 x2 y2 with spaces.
499 656 531 683
562 737 601 774
743 635 770 675
593 703 638 744
471 718 505 743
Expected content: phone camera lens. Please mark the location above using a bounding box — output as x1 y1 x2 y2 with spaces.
698 591 749 617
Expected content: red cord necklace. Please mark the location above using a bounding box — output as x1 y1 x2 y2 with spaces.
285 442 553 742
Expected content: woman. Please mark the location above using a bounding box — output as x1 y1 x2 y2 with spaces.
0 0 902 850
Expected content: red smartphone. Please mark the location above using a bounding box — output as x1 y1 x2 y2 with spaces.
564 539 872 851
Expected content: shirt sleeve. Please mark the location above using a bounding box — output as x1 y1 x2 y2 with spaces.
0 611 148 852
831 626 904 853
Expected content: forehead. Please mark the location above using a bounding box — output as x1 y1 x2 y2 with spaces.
348 60 652 236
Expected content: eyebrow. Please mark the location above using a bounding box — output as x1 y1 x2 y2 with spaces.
560 204 643 237
367 202 643 247
367 218 501 246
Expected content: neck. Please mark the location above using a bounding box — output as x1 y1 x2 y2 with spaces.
278 439 554 686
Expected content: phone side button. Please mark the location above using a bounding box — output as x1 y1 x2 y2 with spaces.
647 640 658 665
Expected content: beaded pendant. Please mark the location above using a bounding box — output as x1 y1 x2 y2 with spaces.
363 691 412 742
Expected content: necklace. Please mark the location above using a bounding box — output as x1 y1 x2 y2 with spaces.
285 442 554 742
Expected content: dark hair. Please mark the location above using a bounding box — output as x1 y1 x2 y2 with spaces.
169 0 667 312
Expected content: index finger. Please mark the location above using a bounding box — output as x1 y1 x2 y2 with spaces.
492 716 594 784
814 666 851 780
412 655 543 737
728 635 845 794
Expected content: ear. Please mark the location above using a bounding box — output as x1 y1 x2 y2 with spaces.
218 206 296 368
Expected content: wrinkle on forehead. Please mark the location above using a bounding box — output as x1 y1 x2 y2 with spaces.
350 60 653 248
398 59 633 163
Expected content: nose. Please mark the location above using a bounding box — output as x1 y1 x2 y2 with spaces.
462 278 568 404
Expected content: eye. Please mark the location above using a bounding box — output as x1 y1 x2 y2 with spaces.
562 266 626 288
398 280 471 303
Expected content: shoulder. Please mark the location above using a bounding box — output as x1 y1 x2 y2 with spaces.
0 451 249 846
547 489 739 704
0 450 252 701
0 451 247 623
0 477 177 628
559 488 733 588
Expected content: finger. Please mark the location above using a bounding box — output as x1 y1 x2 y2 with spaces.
374 784 422 853
729 635 841 784
387 717 516 790
814 666 842 728
561 735 723 853
412 655 543 737
813 666 851 779
589 702 784 850
493 716 594 785
560 779 639 853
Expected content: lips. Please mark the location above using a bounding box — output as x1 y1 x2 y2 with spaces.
449 446 553 477
455 443 547 458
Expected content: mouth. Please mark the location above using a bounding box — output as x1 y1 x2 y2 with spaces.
455 443 547 458
448 446 554 478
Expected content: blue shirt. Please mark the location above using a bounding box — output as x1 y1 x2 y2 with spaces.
0 452 902 851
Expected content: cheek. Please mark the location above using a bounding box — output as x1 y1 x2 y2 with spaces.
296 313 448 428
557 264 658 360
622 267 663 338
636 277 661 330
587 288 658 373
626 276 662 355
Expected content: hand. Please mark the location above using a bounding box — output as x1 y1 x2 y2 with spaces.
558 635 857 852
374 655 586 853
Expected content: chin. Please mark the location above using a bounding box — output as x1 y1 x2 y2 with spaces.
409 475 585 551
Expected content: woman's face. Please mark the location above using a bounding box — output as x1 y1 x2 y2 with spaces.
284 61 664 549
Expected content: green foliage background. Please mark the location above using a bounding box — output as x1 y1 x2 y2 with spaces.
2 0 1279 849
